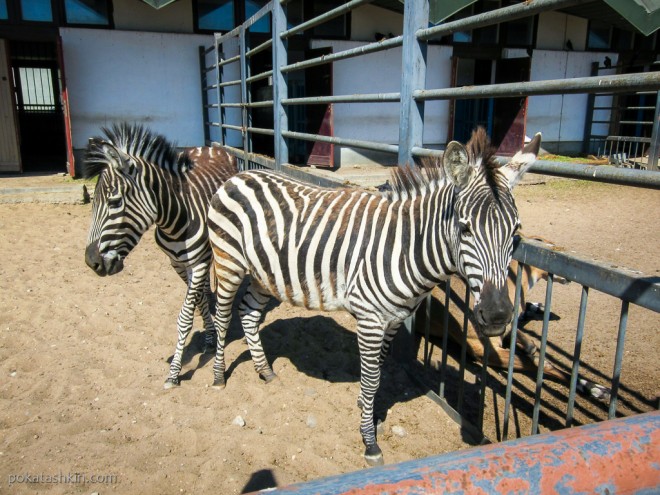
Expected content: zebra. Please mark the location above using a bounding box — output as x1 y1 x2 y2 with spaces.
206 127 540 466
83 122 237 388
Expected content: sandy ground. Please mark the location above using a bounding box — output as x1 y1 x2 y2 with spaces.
0 174 658 494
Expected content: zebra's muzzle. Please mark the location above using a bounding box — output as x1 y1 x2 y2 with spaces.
85 243 124 276
473 281 513 337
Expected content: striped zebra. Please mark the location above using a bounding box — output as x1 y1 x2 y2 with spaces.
83 123 237 388
207 128 540 466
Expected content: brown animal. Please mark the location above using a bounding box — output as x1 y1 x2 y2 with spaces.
422 236 610 401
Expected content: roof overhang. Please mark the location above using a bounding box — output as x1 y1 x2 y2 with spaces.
140 0 178 9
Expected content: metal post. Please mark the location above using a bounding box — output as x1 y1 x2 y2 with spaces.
397 0 428 167
239 27 250 161
647 90 660 171
215 36 226 146
272 0 289 171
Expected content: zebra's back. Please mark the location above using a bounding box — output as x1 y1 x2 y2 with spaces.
208 169 403 313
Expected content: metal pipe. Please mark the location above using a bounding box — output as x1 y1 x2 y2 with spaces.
566 285 589 427
502 263 523 441
281 130 399 155
531 275 554 436
246 38 272 58
525 160 660 188
282 93 400 105
438 279 451 400
418 0 583 41
513 238 660 313
280 35 402 74
414 72 660 101
245 412 660 495
456 285 470 414
246 69 273 84
608 301 629 419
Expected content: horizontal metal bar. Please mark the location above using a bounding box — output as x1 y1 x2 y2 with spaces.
281 35 402 74
606 136 652 143
247 126 275 136
221 124 243 131
282 92 400 105
246 70 273 84
282 130 398 154
281 0 374 38
203 103 219 109
619 120 653 125
202 44 215 55
415 72 660 101
513 237 660 313
418 0 583 41
526 160 660 188
247 100 272 108
246 412 660 495
220 103 244 108
218 55 240 68
202 64 217 73
223 145 276 170
219 79 241 88
246 38 272 58
411 146 443 159
626 106 655 111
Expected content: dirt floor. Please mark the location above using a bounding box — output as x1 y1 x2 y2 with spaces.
0 174 658 494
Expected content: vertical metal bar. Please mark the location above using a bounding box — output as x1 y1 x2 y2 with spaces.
608 300 629 419
239 27 250 163
272 0 289 171
438 279 451 399
199 46 211 145
502 263 523 441
456 285 470 414
477 342 490 432
215 37 226 146
397 0 428 167
646 90 660 171
566 285 589 427
531 275 554 436
423 293 432 368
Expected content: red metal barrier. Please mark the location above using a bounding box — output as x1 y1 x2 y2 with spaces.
246 411 660 494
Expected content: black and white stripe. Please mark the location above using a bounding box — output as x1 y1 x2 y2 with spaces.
83 123 237 387
207 128 540 465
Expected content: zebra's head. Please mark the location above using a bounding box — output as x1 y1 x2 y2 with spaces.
83 124 165 276
443 128 541 337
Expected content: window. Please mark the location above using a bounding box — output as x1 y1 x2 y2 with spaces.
20 0 53 22
0 0 8 20
17 67 57 112
197 0 235 32
64 0 110 26
245 0 269 34
587 20 612 50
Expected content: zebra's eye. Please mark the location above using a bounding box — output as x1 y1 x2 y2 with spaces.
107 195 123 209
459 220 472 237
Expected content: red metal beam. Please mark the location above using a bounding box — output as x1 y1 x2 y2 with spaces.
246 411 660 494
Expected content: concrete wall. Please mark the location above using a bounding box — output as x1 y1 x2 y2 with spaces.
60 27 213 168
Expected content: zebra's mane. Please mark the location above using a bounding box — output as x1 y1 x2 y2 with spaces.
82 123 193 179
387 127 499 201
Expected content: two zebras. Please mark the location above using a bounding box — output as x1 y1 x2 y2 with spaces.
84 123 539 465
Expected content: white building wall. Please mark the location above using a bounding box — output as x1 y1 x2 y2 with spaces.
60 28 212 154
311 40 452 166
527 49 618 154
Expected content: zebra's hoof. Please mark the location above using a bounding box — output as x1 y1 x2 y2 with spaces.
211 378 226 389
364 444 384 467
260 370 278 384
163 378 180 389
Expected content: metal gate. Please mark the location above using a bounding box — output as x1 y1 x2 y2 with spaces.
201 0 660 447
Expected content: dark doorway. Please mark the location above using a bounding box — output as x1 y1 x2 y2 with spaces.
492 57 530 155
10 40 67 172
452 58 494 144
303 47 333 168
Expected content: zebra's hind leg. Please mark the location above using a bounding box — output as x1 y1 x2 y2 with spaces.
164 267 208 389
211 268 244 389
201 274 217 354
238 282 277 383
355 322 386 467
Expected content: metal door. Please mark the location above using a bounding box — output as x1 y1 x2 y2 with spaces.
0 39 21 173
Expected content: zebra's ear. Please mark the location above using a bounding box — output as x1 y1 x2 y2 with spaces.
502 132 541 188
101 142 133 175
443 141 474 189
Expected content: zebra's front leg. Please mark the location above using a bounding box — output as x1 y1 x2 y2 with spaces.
239 283 277 383
356 325 385 466
164 279 205 389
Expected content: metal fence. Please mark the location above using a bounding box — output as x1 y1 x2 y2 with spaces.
201 0 660 446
